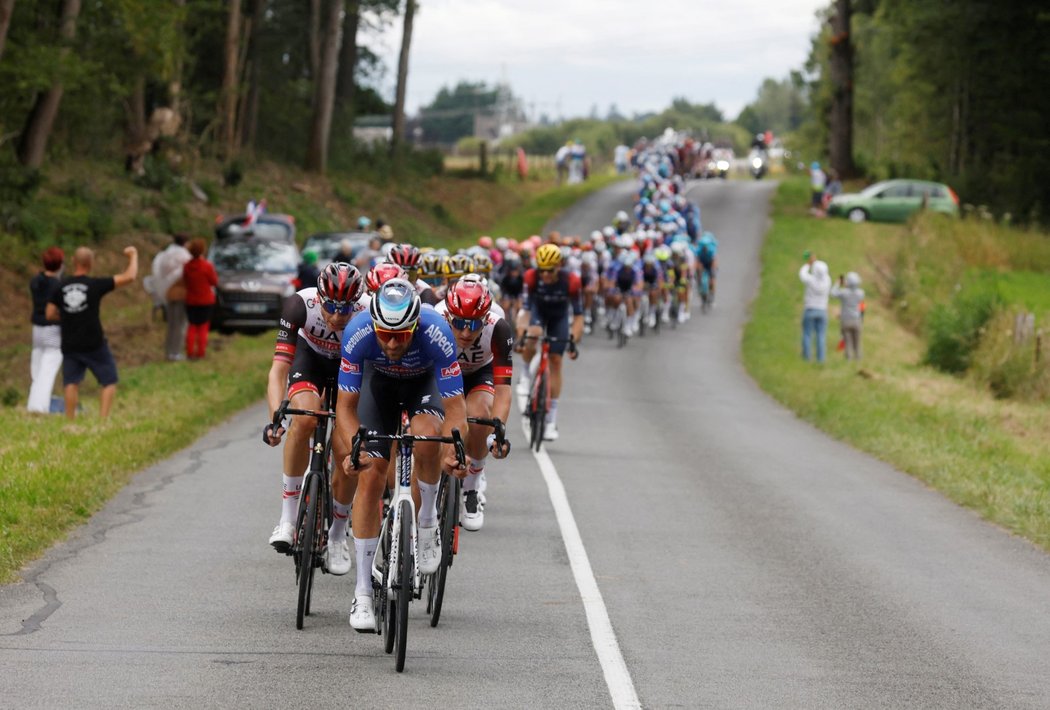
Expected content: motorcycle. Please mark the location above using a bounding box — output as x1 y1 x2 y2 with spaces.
749 150 768 180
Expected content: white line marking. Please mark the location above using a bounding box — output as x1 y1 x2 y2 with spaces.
524 420 642 710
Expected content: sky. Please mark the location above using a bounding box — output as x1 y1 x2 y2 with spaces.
362 0 830 122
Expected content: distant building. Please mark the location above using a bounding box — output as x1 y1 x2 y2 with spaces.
353 115 392 144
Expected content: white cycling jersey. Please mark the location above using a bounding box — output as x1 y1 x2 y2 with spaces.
433 301 507 374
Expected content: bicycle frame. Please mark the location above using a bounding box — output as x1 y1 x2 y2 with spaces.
376 414 421 601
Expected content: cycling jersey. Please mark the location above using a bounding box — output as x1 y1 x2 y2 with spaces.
274 287 369 363
641 263 664 287
338 308 464 398
433 301 514 390
522 268 583 319
498 271 524 298
603 259 642 293
696 235 718 269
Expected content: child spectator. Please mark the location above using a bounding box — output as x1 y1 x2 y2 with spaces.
183 239 218 360
831 271 865 360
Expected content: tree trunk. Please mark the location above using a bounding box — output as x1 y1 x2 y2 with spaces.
240 0 266 150
336 0 361 108
219 0 243 158
305 0 343 172
390 0 416 156
308 0 321 80
827 0 856 178
0 0 16 62
16 0 81 169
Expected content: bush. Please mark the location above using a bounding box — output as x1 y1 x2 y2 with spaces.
970 311 1050 400
924 283 1001 374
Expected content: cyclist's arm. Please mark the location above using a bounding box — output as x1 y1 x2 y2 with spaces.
266 296 307 420
491 319 515 424
335 389 361 458
567 273 585 344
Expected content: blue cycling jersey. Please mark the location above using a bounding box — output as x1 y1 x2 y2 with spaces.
338 308 464 398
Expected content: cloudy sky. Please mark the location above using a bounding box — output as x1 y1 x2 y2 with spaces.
363 0 830 121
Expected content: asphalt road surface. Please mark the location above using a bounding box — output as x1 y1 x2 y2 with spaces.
3 178 1050 709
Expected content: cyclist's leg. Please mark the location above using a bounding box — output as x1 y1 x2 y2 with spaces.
546 314 570 429
462 374 494 528
708 260 718 298
407 377 446 574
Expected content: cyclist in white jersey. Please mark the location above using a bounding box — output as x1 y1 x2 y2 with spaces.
263 263 367 575
433 275 513 530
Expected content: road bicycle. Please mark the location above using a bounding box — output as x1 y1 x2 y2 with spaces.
518 332 577 451
605 300 629 348
425 416 509 628
350 418 466 672
271 378 337 631
699 267 713 314
637 292 650 337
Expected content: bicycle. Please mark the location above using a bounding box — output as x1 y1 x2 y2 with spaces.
699 267 713 314
425 416 509 628
518 333 577 451
270 378 337 631
349 419 466 672
605 300 628 348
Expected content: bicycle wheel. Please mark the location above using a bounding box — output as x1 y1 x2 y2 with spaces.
530 371 548 451
394 499 413 672
295 473 320 630
379 509 395 653
428 474 460 627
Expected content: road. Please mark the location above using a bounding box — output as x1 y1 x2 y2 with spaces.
3 178 1050 709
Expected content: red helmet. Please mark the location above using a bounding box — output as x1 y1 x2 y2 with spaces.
445 274 492 320
316 262 364 304
366 262 406 293
387 243 421 269
478 235 493 249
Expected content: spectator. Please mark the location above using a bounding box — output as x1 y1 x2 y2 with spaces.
356 215 372 231
183 239 218 360
295 250 320 290
376 218 394 242
47 246 138 420
27 246 65 413
799 253 831 363
555 141 570 185
822 168 843 212
810 162 828 214
614 144 629 174
152 233 192 361
831 271 866 360
354 236 384 271
336 238 356 263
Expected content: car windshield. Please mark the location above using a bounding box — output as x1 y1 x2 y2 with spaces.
218 219 292 242
304 234 371 261
211 240 298 273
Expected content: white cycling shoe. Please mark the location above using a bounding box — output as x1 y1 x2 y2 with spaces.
515 376 531 396
543 422 559 441
269 521 294 553
461 490 484 532
323 537 351 575
418 525 442 574
349 595 376 633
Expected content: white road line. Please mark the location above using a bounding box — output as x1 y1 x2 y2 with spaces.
524 420 642 710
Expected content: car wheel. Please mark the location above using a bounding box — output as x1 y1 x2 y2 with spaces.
848 208 868 223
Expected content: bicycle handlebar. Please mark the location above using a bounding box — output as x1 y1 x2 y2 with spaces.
516 334 578 356
467 416 506 444
350 426 467 471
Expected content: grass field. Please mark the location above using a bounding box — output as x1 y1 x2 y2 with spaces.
742 178 1050 552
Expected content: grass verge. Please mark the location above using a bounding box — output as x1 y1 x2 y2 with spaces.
742 178 1050 551
489 171 625 237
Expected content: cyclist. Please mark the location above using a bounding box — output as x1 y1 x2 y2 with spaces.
387 243 439 306
516 244 583 441
669 241 694 322
263 263 366 577
640 253 665 329
695 231 719 304
336 279 467 631
434 275 513 530
603 240 643 336
496 254 524 317
365 262 406 294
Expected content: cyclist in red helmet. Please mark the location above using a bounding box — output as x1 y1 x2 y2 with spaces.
365 262 406 294
386 242 439 305
262 262 367 576
434 274 513 530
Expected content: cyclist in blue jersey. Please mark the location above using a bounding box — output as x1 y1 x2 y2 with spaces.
695 231 719 303
335 279 467 632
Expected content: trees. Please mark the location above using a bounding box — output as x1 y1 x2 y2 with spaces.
390 0 416 155
827 0 856 177
305 0 344 172
0 0 15 62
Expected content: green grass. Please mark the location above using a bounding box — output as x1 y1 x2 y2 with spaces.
488 171 625 237
0 335 272 583
742 177 1050 551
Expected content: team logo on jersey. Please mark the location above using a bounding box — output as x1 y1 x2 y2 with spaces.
441 363 461 378
340 358 359 374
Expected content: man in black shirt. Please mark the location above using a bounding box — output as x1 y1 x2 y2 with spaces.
47 246 138 420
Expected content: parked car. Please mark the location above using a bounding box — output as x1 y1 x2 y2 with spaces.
210 213 299 333
827 179 960 223
301 230 374 268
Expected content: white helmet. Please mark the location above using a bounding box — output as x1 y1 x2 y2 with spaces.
495 237 509 251
602 226 617 239
590 229 603 241
369 278 421 331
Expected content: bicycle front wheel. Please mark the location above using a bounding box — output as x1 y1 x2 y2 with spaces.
296 473 321 630
394 500 413 672
530 371 548 451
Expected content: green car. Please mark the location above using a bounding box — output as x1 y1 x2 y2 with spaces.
827 179 960 223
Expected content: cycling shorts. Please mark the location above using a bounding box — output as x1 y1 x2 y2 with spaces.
463 361 495 396
287 336 339 399
356 367 445 459
527 311 571 356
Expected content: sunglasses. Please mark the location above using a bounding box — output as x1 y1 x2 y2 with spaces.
321 300 354 315
539 268 556 275
373 323 417 345
449 316 484 332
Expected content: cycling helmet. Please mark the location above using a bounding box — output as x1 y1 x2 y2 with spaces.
446 253 475 278
420 252 443 277
654 245 672 262
370 278 421 331
670 241 688 256
472 252 494 274
643 253 656 265
621 251 639 267
387 243 422 269
581 251 598 267
503 255 522 270
478 235 493 249
365 262 406 293
317 262 364 304
445 275 493 320
601 225 616 239
536 243 563 270
615 210 629 224
589 230 603 242
495 237 509 251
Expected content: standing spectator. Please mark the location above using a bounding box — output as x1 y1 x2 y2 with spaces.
822 168 843 212
295 250 320 290
354 236 384 271
47 246 138 420
810 162 828 214
555 141 570 185
614 144 629 174
27 247 65 413
376 218 394 242
152 233 192 361
183 239 218 360
831 271 866 360
799 253 831 363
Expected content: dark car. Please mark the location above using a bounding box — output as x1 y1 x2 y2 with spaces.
301 230 375 268
210 213 299 333
827 179 960 223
